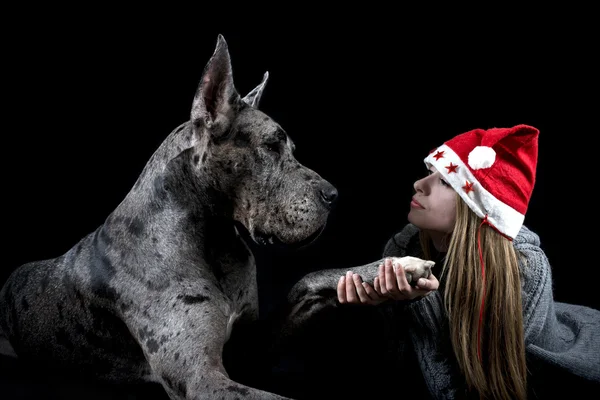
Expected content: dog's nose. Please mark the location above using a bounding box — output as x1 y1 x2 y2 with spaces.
319 183 338 209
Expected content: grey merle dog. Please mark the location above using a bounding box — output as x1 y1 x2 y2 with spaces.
0 34 342 400
0 34 434 400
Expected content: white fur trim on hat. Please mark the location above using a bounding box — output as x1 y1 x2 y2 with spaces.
468 146 496 170
424 144 524 239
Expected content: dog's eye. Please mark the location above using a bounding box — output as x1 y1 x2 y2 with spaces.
265 142 280 154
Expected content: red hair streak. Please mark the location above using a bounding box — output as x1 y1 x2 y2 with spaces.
477 216 487 363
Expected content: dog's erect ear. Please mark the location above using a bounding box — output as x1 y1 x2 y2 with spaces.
242 71 269 108
191 34 240 134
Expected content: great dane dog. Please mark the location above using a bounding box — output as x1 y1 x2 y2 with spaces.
0 34 340 399
0 34 433 399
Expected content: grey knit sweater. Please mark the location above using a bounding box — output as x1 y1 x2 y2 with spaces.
382 223 600 399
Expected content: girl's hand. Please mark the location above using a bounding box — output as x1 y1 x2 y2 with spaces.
337 270 387 305
337 258 439 305
376 258 438 300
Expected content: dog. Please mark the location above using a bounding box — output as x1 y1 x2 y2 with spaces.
0 34 339 400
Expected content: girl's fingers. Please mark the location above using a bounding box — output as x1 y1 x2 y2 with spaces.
345 271 357 303
374 276 381 294
394 262 411 293
377 263 387 296
384 259 398 296
352 273 371 303
337 275 346 303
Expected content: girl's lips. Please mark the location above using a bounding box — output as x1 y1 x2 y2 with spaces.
411 198 425 209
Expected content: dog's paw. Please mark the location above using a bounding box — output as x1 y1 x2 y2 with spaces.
390 256 435 284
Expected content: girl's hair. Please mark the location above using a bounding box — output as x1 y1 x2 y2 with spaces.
420 193 527 399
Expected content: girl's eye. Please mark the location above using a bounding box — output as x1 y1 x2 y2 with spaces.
440 178 450 187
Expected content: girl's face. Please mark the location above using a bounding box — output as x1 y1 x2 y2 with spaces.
408 166 457 239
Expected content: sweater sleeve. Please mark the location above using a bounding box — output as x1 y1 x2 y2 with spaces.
515 227 600 384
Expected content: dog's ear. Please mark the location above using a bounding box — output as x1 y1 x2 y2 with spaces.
242 71 269 108
191 34 240 136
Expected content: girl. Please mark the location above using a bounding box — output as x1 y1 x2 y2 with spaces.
338 124 600 399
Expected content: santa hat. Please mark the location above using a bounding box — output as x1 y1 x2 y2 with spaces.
424 124 539 240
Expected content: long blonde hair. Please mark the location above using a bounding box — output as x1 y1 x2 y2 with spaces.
420 193 527 399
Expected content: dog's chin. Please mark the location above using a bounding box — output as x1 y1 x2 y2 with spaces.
235 222 326 251
257 225 326 250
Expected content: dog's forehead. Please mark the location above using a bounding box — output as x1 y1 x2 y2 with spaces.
235 109 290 142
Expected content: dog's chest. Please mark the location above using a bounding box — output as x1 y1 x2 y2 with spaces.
215 256 259 335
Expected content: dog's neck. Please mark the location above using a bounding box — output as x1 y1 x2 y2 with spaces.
102 122 250 278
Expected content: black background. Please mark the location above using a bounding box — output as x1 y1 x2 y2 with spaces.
1 7 598 399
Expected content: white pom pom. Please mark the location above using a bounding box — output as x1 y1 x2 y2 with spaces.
468 146 496 169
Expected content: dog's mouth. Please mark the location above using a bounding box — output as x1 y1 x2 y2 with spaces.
235 222 326 251
256 225 326 250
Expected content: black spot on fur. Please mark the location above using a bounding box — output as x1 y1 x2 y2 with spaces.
174 352 180 360
147 338 160 353
98 228 114 246
193 153 200 165
138 326 154 341
234 130 251 147
178 294 209 304
202 153 207 163
160 335 169 345
119 302 130 312
127 217 145 237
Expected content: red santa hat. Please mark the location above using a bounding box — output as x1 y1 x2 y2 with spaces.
424 124 539 240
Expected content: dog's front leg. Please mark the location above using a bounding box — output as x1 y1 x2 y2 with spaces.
280 255 435 335
127 295 292 400
278 259 383 338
